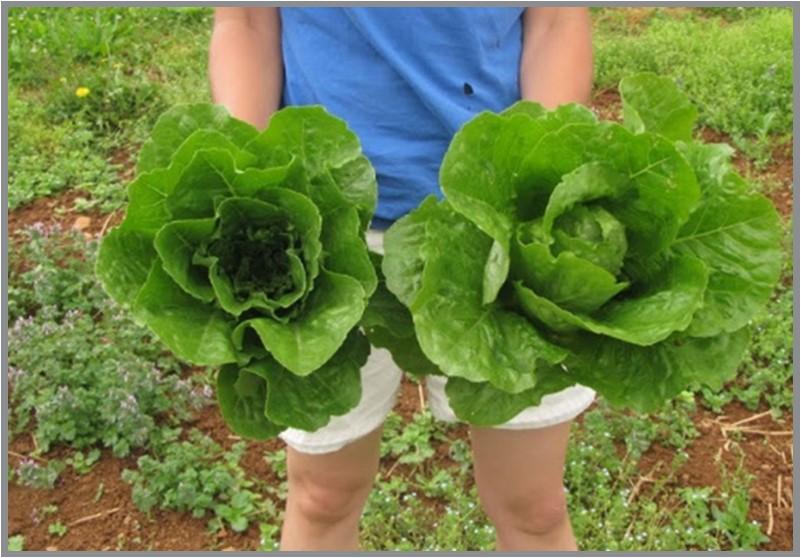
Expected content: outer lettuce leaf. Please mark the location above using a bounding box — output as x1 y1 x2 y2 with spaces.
95 227 157 307
137 103 259 174
133 263 237 365
165 149 239 219
382 195 440 307
565 328 751 412
620 73 698 141
444 365 578 426
321 206 377 298
257 329 368 431
501 100 547 119
404 202 567 393
218 331 368 435
217 365 285 440
246 106 377 229
674 142 783 337
124 168 176 235
438 112 520 303
231 156 300 198
362 253 440 379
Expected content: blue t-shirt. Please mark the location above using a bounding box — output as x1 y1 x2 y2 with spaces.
280 7 525 228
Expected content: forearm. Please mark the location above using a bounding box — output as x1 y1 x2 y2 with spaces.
209 8 283 129
520 8 593 108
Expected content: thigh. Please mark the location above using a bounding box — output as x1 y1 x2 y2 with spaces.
287 425 384 497
470 421 572 514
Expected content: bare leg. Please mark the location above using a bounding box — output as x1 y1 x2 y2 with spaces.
280 427 383 550
471 421 577 551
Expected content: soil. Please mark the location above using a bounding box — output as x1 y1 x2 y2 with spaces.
7 189 124 240
7 144 135 240
109 146 138 184
636 402 794 551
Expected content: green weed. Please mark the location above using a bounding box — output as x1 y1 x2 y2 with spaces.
66 449 102 475
122 430 271 533
8 535 25 551
48 521 68 538
9 226 210 457
13 458 65 489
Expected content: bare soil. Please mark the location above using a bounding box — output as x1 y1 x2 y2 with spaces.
7 189 124 240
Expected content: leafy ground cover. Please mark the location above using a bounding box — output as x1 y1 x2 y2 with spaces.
6 6 794 552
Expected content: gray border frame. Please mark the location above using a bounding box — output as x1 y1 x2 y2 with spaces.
1 1 798 556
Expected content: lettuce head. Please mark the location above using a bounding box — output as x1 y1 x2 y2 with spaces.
382 73 783 425
96 104 377 438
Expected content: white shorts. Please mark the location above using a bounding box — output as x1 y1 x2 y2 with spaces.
279 230 596 455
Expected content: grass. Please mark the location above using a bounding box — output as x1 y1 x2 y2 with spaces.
594 8 793 140
8 7 212 210
7 6 794 552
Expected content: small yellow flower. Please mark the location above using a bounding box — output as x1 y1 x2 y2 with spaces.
59 76 66 84
75 86 90 98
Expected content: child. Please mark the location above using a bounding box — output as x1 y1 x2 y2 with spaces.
209 7 593 551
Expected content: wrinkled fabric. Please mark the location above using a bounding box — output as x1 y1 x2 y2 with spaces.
280 7 525 227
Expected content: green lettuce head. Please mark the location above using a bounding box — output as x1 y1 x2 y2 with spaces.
382 73 783 425
96 103 377 438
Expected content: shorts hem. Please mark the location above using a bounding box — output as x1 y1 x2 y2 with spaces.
490 390 596 430
279 374 401 455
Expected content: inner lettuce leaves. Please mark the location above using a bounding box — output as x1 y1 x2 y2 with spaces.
96 103 378 439
381 73 783 425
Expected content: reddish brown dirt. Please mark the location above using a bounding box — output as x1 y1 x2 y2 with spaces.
7 394 453 552
636 401 793 551
591 89 794 219
7 189 123 240
591 88 623 122
7 146 135 240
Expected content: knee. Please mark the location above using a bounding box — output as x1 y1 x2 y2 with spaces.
289 472 373 526
484 488 570 538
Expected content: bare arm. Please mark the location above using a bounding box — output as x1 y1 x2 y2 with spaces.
520 8 593 108
208 8 283 129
